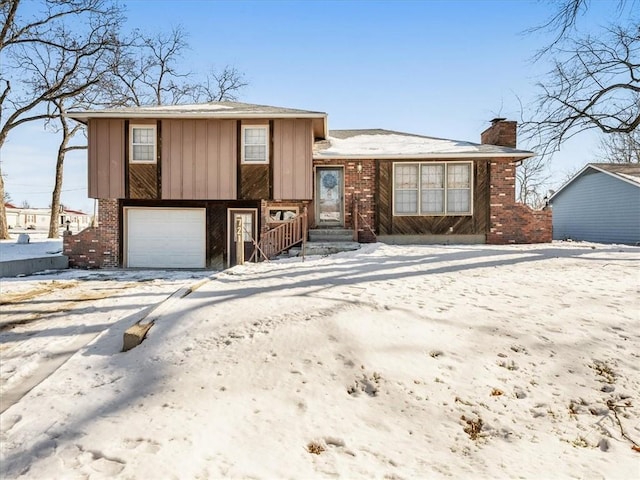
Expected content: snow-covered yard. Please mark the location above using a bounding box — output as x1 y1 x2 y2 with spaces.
1 242 639 479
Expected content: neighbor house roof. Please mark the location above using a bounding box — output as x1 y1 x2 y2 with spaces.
549 162 640 202
313 129 535 160
67 101 328 139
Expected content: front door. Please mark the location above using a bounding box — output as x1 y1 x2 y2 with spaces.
228 209 257 267
316 167 344 227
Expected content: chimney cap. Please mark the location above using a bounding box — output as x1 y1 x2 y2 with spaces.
490 117 507 125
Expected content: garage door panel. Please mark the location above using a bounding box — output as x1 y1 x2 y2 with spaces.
126 208 206 268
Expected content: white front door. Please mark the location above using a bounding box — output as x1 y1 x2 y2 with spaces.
316 167 344 226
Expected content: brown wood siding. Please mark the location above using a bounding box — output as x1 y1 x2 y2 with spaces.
208 204 226 270
239 165 270 199
273 119 313 200
161 119 237 200
377 160 489 235
129 164 158 199
88 119 125 198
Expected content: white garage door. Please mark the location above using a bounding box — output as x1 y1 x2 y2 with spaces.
126 208 206 268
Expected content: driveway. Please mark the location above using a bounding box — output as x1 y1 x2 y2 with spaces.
0 270 212 413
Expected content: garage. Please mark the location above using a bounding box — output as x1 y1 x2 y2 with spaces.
125 208 206 268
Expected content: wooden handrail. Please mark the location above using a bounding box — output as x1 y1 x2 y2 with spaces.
256 208 308 261
352 196 376 242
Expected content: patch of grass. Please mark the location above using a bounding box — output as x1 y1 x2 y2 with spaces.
0 281 78 305
307 441 325 455
497 360 519 371
590 360 616 384
461 415 483 441
571 436 590 448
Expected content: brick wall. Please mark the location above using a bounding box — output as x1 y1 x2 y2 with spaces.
63 199 119 268
481 119 517 148
313 159 377 243
488 160 552 244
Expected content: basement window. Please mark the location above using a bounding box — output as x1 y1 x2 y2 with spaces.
393 162 472 216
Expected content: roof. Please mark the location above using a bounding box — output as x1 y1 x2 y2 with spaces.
313 129 535 160
67 101 328 139
4 204 88 214
549 162 640 202
63 208 89 215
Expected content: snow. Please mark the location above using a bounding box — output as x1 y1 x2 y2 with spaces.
0 235 63 262
1 242 639 479
315 133 524 158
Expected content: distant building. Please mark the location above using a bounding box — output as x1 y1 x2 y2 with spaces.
4 204 93 232
549 163 640 245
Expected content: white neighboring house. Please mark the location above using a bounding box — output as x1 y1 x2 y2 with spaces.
4 203 93 232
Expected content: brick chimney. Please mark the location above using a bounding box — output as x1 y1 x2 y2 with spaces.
481 118 517 148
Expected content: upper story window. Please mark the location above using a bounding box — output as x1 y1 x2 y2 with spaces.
393 162 472 216
241 125 269 164
130 125 157 163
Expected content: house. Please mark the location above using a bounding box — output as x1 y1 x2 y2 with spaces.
549 163 640 245
64 101 551 270
4 203 20 228
5 203 92 232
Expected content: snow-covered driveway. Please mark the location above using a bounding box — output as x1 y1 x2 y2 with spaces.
0 270 213 413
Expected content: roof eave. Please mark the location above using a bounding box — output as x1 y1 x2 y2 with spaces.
66 111 326 121
312 152 535 160
549 163 640 202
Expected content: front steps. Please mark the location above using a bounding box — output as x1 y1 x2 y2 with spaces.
308 228 354 242
283 228 360 258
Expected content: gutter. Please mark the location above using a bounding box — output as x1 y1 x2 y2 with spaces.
313 152 535 160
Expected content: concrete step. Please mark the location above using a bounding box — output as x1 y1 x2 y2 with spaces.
308 228 354 242
289 241 360 257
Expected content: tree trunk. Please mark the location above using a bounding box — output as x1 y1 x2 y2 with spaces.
0 169 9 239
48 146 66 238
48 109 71 239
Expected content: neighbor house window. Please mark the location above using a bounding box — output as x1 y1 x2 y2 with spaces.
241 125 269 164
393 162 472 215
130 125 157 163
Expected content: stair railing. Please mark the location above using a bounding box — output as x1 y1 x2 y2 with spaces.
255 207 308 261
352 197 377 242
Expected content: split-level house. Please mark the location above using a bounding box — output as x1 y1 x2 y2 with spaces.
64 101 551 269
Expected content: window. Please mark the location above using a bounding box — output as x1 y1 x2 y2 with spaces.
241 125 269 164
393 162 472 216
130 125 156 163
267 206 299 223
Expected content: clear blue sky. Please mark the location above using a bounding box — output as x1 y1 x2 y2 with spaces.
3 0 613 212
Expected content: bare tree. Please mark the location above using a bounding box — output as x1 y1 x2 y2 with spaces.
523 0 639 156
46 99 87 237
195 66 247 102
0 0 122 239
106 25 246 107
517 154 552 209
106 26 193 107
597 130 640 163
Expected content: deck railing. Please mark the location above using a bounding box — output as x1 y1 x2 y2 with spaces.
255 207 308 261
